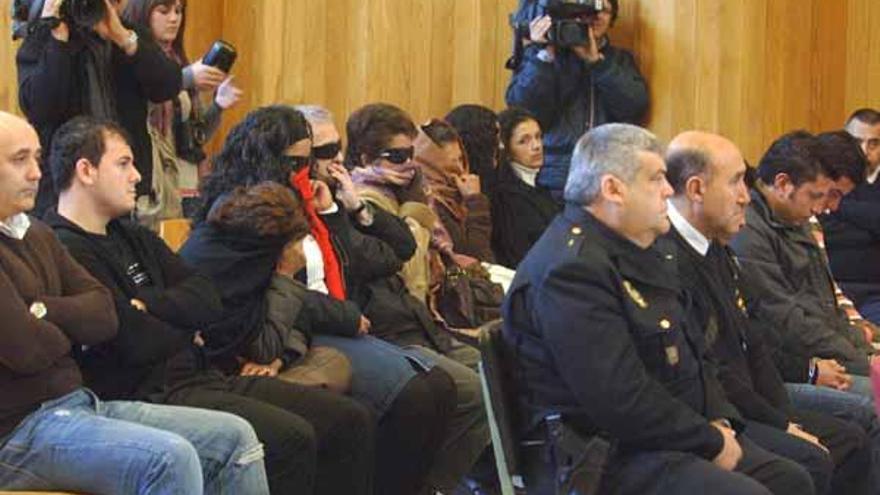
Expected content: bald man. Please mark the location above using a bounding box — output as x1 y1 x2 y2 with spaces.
0 112 270 494
664 130 873 495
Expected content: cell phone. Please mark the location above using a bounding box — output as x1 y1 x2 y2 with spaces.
202 40 237 73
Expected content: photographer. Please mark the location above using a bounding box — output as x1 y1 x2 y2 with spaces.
506 0 648 198
16 0 182 216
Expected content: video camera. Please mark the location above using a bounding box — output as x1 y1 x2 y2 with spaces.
513 0 606 48
12 0 108 39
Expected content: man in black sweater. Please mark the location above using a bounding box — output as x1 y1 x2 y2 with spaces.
46 116 376 495
664 130 874 495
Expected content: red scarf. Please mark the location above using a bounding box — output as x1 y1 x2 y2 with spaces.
291 168 346 300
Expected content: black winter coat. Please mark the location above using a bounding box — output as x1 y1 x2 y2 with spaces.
490 161 560 268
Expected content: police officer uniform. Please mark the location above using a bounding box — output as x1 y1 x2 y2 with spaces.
502 204 813 494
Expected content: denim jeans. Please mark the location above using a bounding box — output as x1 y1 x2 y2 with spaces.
786 382 880 494
0 388 269 494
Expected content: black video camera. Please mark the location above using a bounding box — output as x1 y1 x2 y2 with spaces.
12 0 108 39
512 0 605 48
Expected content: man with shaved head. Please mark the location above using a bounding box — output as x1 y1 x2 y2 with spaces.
665 130 873 495
0 112 270 494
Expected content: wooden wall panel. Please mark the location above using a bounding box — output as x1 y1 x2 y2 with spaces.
844 0 880 115
0 0 19 114
0 0 878 167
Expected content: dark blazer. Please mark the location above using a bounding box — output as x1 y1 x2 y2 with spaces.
669 227 793 429
502 204 737 460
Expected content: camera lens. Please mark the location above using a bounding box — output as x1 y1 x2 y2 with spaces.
60 0 106 28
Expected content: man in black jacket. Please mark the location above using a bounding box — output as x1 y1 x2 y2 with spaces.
16 0 182 215
504 123 813 495
729 132 876 394
45 116 376 495
664 130 872 495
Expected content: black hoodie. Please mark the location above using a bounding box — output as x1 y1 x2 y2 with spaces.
45 211 223 400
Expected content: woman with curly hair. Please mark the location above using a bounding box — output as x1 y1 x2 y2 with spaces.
191 105 459 495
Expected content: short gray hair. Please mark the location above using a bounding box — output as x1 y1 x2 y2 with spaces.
293 104 334 126
564 123 665 205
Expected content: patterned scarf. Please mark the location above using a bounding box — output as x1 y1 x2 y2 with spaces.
415 128 470 221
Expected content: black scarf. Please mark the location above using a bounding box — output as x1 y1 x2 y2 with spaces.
178 223 287 362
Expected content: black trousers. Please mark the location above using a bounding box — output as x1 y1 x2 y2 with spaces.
375 366 456 495
166 373 375 495
523 433 814 495
745 420 834 494
793 409 871 495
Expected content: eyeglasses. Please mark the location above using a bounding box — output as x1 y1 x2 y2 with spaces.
378 146 414 165
280 154 312 172
313 141 342 160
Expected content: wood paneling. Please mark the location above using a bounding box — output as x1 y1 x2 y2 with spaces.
1 0 878 165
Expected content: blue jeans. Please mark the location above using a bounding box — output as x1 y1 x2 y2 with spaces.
0 388 269 494
786 383 880 494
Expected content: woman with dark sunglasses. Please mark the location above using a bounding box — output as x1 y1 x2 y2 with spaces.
344 102 492 494
345 103 436 302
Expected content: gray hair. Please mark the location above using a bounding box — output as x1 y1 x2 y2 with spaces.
666 148 711 195
293 104 334 126
564 123 665 205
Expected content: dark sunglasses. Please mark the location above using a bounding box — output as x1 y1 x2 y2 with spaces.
313 141 342 160
280 154 312 172
378 146 414 165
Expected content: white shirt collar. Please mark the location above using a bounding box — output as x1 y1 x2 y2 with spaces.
667 201 710 256
867 166 880 185
510 162 538 188
0 213 31 240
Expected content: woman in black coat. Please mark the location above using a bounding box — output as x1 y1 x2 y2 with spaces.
491 107 560 268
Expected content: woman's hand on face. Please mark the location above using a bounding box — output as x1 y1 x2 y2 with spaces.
455 173 481 197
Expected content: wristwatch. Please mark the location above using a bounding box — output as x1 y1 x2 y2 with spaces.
29 301 47 319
